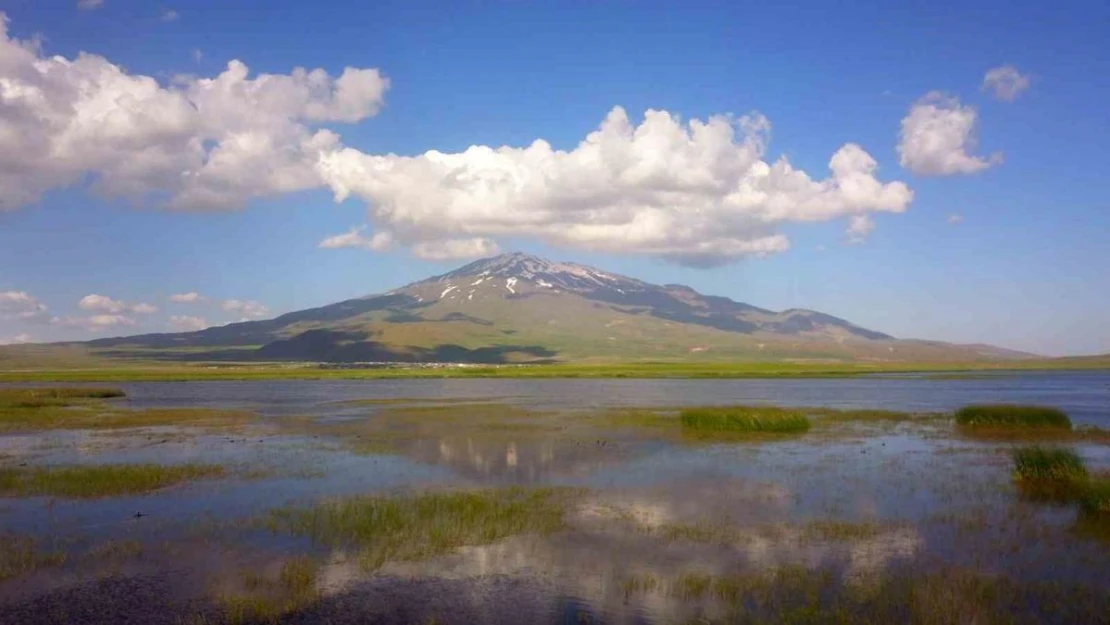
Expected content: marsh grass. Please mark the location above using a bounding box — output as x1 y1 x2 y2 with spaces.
211 557 319 625
596 405 935 442
0 405 255 433
647 519 896 547
0 385 258 433
802 520 889 541
680 406 811 437
0 387 125 408
266 487 573 570
0 463 225 497
619 567 1110 623
0 535 67 581
955 404 1072 430
281 403 557 455
1078 476 1110 523
85 539 144 561
1012 447 1087 483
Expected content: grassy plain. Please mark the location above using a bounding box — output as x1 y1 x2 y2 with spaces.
1 354 1109 382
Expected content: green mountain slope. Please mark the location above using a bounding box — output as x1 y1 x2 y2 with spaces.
79 253 1034 363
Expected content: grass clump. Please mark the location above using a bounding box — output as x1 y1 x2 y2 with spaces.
1012 444 1087 503
266 487 573 570
1079 477 1110 520
0 463 225 498
680 406 810 436
0 535 67 581
955 404 1071 430
216 557 319 625
1012 447 1088 483
0 405 254 433
0 387 125 408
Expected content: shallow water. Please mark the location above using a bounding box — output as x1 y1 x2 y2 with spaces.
2 372 1109 624
12 370 1104 424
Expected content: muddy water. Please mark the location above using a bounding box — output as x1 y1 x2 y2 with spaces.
1 373 1109 624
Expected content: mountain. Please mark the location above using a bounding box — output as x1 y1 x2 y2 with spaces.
83 252 1032 363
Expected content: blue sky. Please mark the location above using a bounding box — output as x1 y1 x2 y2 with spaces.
0 0 1107 355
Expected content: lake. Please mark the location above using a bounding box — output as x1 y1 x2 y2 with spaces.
1 372 1109 624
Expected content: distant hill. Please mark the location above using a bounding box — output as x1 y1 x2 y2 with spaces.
76 252 1034 364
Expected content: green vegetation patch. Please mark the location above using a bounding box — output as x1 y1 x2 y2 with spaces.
266 487 574 570
1011 446 1089 502
955 404 1072 429
216 557 320 625
1012 446 1088 482
0 386 256 433
0 463 225 498
0 386 125 408
1079 476 1110 520
0 405 255 433
0 535 67 581
680 406 811 436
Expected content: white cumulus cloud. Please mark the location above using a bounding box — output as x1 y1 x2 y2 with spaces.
169 315 209 331
0 13 389 212
77 0 103 9
982 65 1031 102
898 92 1001 176
318 226 394 251
317 106 912 266
54 314 136 330
221 299 270 319
946 213 964 225
412 238 501 261
79 294 157 314
846 214 875 243
0 333 33 345
0 291 49 322
169 292 206 303
161 9 179 22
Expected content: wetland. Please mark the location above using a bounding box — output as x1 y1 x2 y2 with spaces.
1 372 1109 623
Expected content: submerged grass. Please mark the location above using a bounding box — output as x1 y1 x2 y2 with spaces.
0 535 67 581
0 463 225 498
266 487 574 570
955 404 1072 429
282 402 558 455
620 567 1110 624
647 519 898 547
215 557 320 625
680 406 811 436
